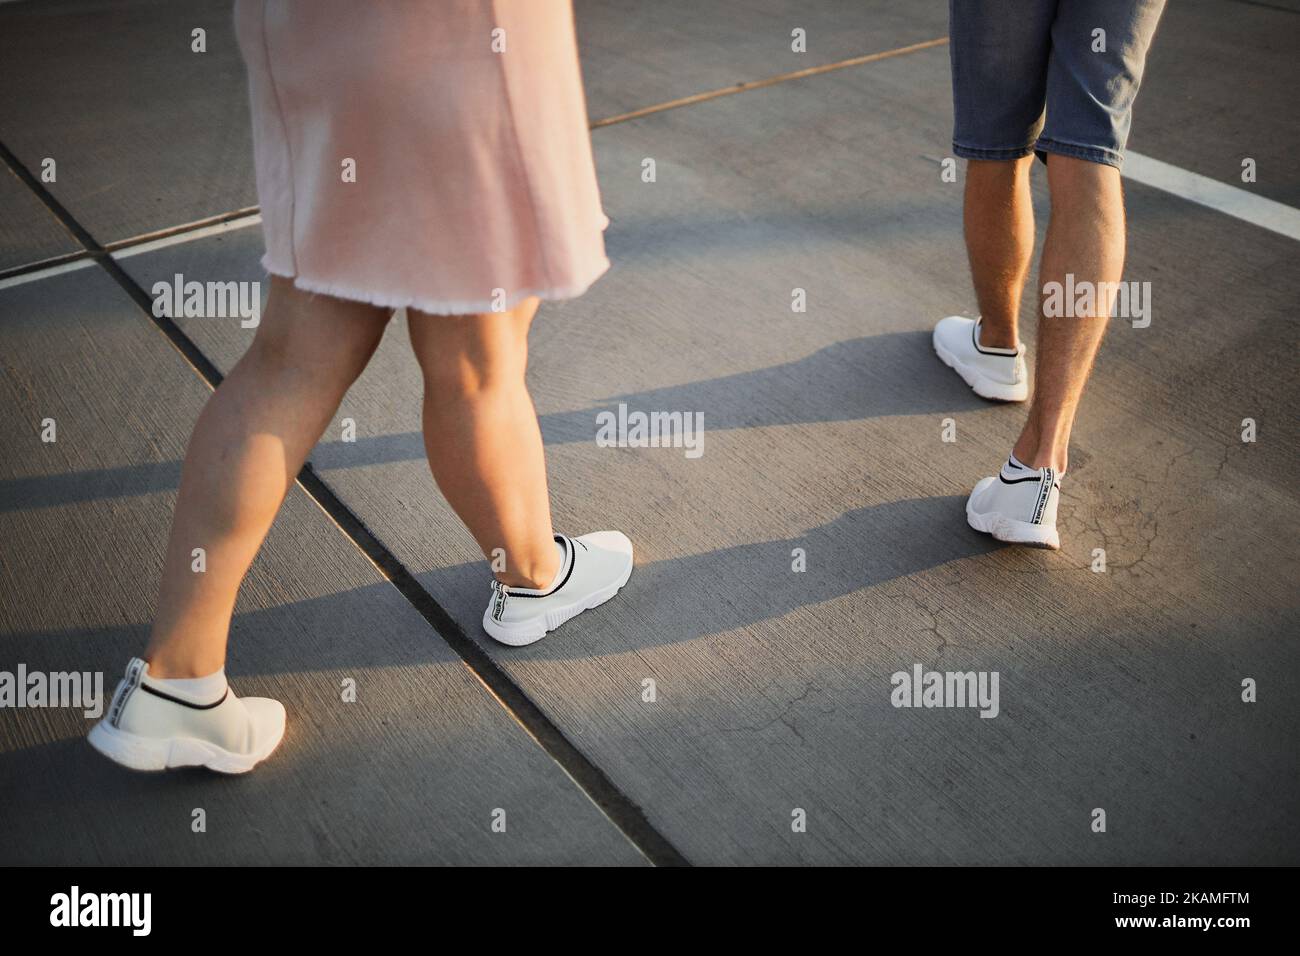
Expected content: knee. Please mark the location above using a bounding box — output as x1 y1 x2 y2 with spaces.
245 278 390 386
967 155 1034 182
964 157 1035 214
247 316 384 391
411 317 529 399
1046 155 1122 211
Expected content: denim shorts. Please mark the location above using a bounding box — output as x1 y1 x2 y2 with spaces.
949 0 1166 169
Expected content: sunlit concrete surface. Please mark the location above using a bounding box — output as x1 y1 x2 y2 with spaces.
2 0 1297 865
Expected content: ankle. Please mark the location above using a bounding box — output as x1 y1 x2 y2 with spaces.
976 317 1018 351
143 652 226 681
494 543 561 590
1011 437 1068 473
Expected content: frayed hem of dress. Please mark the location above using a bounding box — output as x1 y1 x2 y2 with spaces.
260 255 611 315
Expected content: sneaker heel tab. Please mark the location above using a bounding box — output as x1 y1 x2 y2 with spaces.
490 580 510 622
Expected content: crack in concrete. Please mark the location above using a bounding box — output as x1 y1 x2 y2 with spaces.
718 679 836 745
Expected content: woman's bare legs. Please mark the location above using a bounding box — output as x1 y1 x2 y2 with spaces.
145 276 392 678
407 298 560 590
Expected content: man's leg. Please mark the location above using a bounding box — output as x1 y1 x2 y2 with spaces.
964 156 1124 548
1016 0 1165 474
933 156 1036 402
1013 156 1126 473
963 155 1037 351
948 0 1054 354
935 0 1054 402
961 0 1163 548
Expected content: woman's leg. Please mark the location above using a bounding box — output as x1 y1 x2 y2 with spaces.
145 277 392 677
406 298 560 590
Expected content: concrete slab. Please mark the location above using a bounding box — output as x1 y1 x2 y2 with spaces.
577 0 1300 207
0 267 644 865
0 166 80 272
0 0 255 245
119 39 1299 864
576 0 948 121
1132 0 1300 206
3 0 1293 256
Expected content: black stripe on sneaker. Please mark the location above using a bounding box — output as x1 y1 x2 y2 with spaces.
998 473 1043 485
140 683 229 710
971 320 1019 357
508 535 576 599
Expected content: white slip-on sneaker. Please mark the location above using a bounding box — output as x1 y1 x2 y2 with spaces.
87 658 286 774
966 456 1062 549
933 315 1029 402
483 532 633 647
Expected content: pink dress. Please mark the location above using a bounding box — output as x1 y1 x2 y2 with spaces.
234 0 609 314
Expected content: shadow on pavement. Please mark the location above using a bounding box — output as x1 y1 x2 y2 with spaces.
1 331 987 512
422 494 1005 661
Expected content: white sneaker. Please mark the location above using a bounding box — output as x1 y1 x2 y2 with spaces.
966 457 1061 549
87 658 286 773
483 532 633 647
933 315 1028 402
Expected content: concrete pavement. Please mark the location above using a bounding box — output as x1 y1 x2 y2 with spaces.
2 0 1297 865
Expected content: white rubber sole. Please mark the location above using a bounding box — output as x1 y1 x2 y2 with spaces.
87 715 285 774
933 331 1028 402
483 558 634 647
966 478 1060 550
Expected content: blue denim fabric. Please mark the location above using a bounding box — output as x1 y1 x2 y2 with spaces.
949 0 1166 169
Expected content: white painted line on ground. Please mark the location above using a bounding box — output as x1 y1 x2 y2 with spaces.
0 256 96 290
1124 151 1300 242
110 212 262 260
0 213 263 291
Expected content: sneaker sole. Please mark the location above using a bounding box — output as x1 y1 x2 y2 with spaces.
482 558 634 647
87 715 285 774
933 331 1028 403
966 483 1060 550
